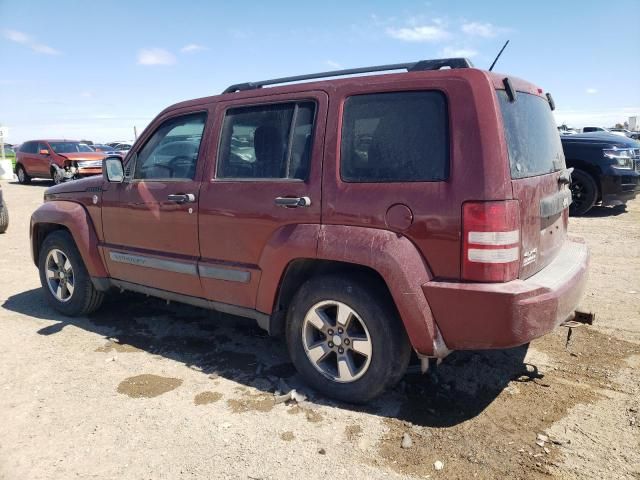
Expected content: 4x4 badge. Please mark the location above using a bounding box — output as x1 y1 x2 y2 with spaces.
523 248 537 266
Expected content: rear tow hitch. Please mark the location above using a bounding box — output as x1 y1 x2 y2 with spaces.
561 310 595 348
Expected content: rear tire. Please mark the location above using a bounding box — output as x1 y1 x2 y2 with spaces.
16 165 31 184
569 169 597 216
0 203 8 233
286 274 411 403
38 230 104 316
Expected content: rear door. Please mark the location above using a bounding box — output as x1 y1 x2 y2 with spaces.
197 91 327 309
497 90 569 278
19 142 38 175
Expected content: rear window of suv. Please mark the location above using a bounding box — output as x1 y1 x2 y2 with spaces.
497 90 565 179
341 91 449 182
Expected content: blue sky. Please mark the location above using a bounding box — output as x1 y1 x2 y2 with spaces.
1 0 639 143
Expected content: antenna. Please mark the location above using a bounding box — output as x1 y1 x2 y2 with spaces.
489 40 510 72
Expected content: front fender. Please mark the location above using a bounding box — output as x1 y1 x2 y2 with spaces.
30 201 107 277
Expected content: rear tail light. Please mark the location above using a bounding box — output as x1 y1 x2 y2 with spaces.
462 200 521 282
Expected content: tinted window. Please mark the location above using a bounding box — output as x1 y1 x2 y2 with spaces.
217 102 316 179
134 113 206 180
497 91 565 179
49 142 94 153
21 142 37 153
340 91 448 182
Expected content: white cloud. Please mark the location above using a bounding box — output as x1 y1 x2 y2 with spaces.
441 46 478 58
180 43 207 53
3 29 30 44
586 88 598 94
326 60 341 68
137 48 176 66
461 22 499 38
386 25 450 42
79 91 93 98
3 29 61 55
31 43 61 55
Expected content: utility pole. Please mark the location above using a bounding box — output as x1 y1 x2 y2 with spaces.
133 126 138 140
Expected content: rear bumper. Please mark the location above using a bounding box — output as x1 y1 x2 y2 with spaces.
422 238 589 350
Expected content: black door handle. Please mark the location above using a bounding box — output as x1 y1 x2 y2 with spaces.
275 196 311 208
167 193 196 204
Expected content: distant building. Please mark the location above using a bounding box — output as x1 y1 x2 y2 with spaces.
629 116 638 132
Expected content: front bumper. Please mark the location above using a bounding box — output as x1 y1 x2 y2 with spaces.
600 167 640 206
423 238 589 350
76 167 102 177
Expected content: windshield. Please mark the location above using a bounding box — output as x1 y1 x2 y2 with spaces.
49 142 94 153
497 91 565 179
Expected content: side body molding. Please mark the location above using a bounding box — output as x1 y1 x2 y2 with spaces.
316 225 442 356
30 201 108 278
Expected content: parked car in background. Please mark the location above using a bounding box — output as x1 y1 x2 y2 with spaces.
608 128 635 138
15 140 105 184
581 126 609 134
91 144 118 153
561 132 640 215
31 57 588 403
0 184 8 233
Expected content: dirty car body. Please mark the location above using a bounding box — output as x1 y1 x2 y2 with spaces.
30 58 589 403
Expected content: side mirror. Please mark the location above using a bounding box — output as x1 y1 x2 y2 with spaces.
39 149 50 155
103 156 124 183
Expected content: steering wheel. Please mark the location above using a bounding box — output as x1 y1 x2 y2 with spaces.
168 155 194 178
139 163 174 178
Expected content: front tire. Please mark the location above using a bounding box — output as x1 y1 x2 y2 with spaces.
38 230 104 316
0 203 8 233
569 169 598 216
286 274 411 403
16 165 31 184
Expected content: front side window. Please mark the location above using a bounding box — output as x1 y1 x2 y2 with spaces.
341 91 449 182
217 101 316 180
133 113 206 180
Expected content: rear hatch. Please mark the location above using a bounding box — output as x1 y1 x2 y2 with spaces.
497 89 570 279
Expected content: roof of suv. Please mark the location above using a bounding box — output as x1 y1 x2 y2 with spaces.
160 58 545 116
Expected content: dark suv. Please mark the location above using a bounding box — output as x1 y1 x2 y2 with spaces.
30 58 589 403
561 132 640 215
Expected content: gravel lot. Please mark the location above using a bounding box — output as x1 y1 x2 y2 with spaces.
1 179 638 480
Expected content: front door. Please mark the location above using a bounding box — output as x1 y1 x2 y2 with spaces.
101 110 210 297
197 91 327 309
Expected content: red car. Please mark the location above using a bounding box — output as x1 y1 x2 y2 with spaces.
15 140 104 184
31 58 589 403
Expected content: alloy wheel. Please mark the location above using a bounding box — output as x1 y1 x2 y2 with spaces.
301 300 373 383
45 249 75 302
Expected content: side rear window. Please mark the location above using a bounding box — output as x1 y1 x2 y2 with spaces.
498 90 565 179
340 91 449 183
217 101 316 180
21 142 36 153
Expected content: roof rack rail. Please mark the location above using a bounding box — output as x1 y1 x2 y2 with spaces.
222 57 474 94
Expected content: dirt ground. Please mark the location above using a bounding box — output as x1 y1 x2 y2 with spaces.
0 179 638 480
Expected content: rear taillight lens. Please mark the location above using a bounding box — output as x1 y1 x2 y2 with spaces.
462 200 521 282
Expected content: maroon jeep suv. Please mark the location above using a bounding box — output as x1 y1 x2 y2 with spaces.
30 58 589 403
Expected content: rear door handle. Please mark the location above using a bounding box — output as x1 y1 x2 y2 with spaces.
274 196 311 208
167 193 196 204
